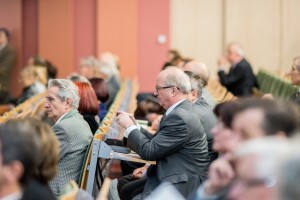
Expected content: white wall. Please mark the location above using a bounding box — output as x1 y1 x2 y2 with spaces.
171 0 300 76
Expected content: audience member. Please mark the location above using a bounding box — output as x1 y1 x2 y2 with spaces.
185 71 218 162
162 49 182 70
74 81 99 134
117 67 209 198
79 56 99 79
12 66 46 105
195 98 298 200
6 117 59 200
289 56 300 87
217 42 257 96
44 79 93 196
183 61 216 109
89 77 110 122
134 95 165 123
289 56 300 99
0 119 50 199
0 27 16 104
228 138 289 200
94 61 120 109
28 55 58 80
99 52 120 80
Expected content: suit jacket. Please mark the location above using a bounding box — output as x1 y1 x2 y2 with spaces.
83 113 99 134
127 100 210 198
22 178 56 200
49 109 93 196
201 88 216 110
0 45 16 92
218 58 257 96
193 98 218 162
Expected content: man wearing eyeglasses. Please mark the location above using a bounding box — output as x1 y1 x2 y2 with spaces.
117 67 209 199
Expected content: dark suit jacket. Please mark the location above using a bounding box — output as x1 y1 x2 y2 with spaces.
83 114 99 134
218 58 257 96
0 45 16 92
193 98 218 162
127 100 210 198
49 109 93 196
22 178 56 200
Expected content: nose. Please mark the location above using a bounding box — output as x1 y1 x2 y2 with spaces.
154 90 158 97
44 100 49 108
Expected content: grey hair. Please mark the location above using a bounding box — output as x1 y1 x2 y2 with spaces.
235 138 289 182
80 56 101 68
293 56 300 71
48 79 80 109
164 67 191 94
183 61 209 86
96 62 114 79
229 42 245 57
184 71 203 97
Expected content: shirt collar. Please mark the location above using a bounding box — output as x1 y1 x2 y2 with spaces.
55 111 70 125
165 99 186 116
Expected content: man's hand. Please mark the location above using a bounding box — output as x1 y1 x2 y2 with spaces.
218 57 228 70
151 115 163 131
116 111 135 129
132 165 149 179
204 158 235 195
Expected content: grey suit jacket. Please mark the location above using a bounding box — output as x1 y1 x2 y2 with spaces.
193 98 218 162
127 100 210 198
49 109 93 196
201 88 216 110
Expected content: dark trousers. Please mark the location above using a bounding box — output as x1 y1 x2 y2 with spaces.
117 175 147 200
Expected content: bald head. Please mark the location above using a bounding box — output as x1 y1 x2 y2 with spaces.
157 66 191 94
155 67 191 109
182 61 209 86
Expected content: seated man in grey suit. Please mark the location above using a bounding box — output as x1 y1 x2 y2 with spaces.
45 79 93 196
117 67 209 198
184 71 218 163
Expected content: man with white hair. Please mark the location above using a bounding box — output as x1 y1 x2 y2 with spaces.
218 42 257 96
44 79 93 196
117 67 209 198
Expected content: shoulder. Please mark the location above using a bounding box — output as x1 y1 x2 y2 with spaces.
170 101 198 122
238 58 251 68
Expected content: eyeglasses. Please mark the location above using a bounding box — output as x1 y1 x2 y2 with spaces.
155 86 175 93
233 176 277 188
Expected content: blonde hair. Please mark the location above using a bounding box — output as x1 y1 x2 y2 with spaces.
21 117 59 183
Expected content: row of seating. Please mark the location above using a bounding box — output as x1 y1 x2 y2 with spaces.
0 92 46 124
256 69 298 100
206 79 236 103
77 79 140 198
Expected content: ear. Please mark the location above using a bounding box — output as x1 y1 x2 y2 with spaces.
6 161 24 183
65 98 72 108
